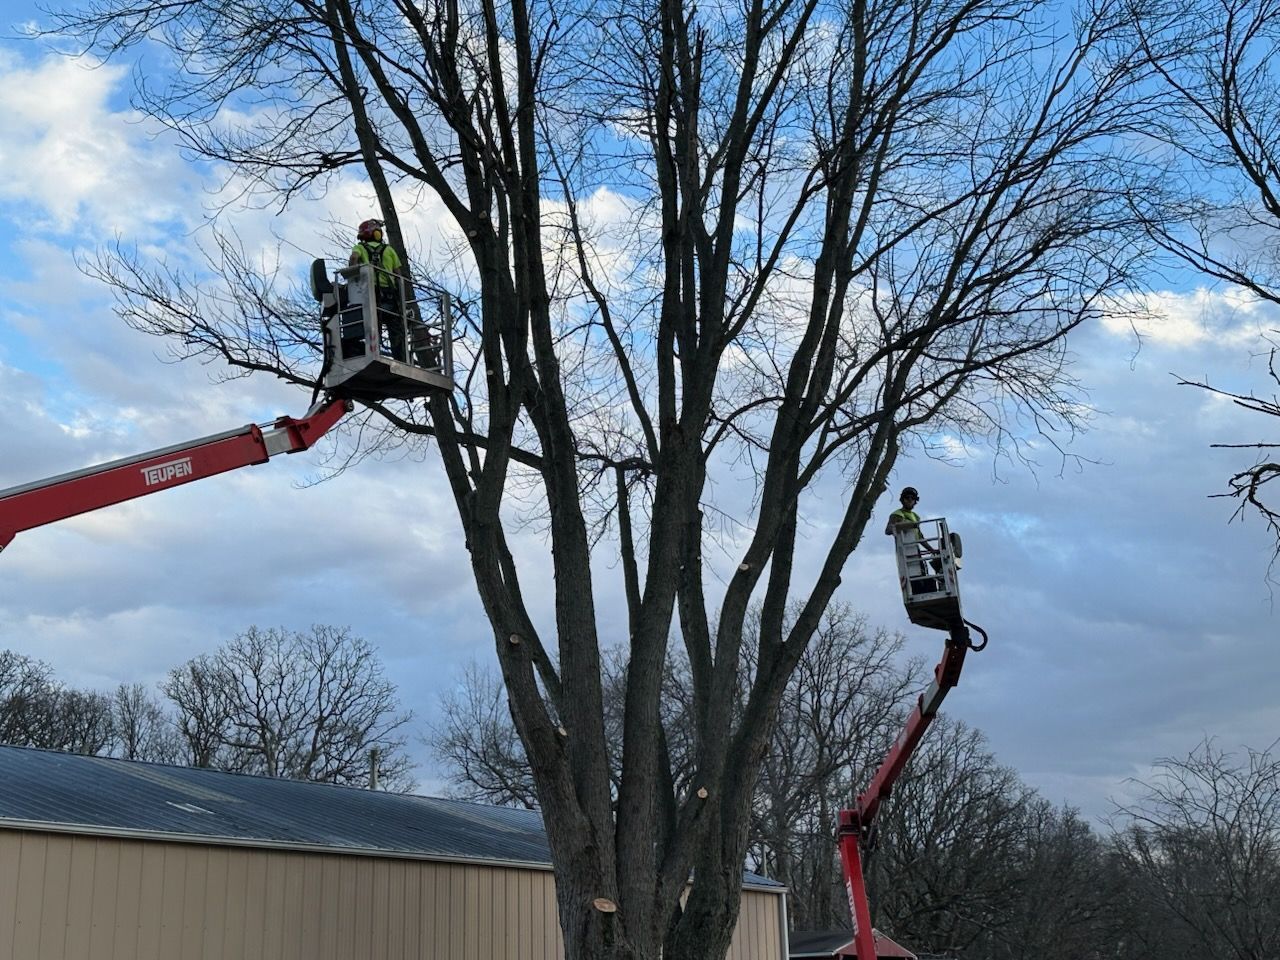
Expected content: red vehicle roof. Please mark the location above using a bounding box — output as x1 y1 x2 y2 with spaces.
789 928 917 959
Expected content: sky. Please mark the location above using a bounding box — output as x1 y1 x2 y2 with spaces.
0 33 1277 825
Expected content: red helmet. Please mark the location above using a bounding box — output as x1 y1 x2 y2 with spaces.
357 219 384 241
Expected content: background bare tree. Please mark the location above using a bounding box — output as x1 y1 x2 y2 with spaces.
1129 0 1280 563
163 654 234 769
0 650 114 754
433 661 540 809
972 802 1131 960
111 682 182 763
0 650 53 746
1111 739 1280 960
1176 347 1280 566
868 718 1034 955
163 625 415 788
43 689 115 755
49 0 1163 952
748 609 921 929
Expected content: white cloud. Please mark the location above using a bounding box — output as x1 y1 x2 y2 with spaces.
1101 286 1273 348
0 51 200 235
0 50 468 291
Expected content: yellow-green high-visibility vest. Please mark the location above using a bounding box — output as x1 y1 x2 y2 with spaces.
350 241 402 287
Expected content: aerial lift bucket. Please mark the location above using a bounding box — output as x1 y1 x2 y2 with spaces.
892 517 964 631
312 259 455 403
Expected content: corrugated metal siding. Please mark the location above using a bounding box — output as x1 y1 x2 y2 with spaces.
727 886 784 960
0 828 782 960
0 830 565 960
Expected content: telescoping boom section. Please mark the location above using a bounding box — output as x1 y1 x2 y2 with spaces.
0 398 350 554
837 519 986 960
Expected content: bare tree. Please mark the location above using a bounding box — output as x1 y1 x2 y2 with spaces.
867 718 1039 956
1128 0 1280 564
433 647 663 810
1131 0 1280 296
749 608 922 929
111 682 183 763
979 803 1131 960
0 650 115 754
163 625 414 788
0 650 55 746
1111 739 1280 960
163 654 234 769
432 662 540 809
46 689 116 755
1176 348 1280 568
48 0 1163 952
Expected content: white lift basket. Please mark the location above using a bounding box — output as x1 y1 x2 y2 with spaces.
892 516 964 631
312 259 454 402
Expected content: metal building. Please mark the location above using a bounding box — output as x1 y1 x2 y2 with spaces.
0 746 787 960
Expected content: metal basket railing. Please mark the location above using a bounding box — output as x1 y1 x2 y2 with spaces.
892 516 960 604
328 262 452 376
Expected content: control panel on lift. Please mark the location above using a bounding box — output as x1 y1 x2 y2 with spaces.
311 259 455 403
892 516 964 631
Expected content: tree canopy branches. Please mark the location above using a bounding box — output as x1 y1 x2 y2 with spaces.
43 0 1165 953
1176 347 1280 568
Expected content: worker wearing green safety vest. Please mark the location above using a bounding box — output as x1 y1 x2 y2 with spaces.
886 486 938 589
885 485 922 534
350 218 407 360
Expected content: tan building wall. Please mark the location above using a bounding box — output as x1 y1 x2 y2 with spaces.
0 828 784 960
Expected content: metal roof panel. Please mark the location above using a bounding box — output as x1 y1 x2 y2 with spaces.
0 745 782 890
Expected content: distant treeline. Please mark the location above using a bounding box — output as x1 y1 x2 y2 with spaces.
0 624 414 790
6 611 1277 959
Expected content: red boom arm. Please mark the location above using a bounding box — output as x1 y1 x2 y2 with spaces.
0 398 350 553
837 622 973 960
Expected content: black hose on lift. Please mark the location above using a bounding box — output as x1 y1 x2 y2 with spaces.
311 259 337 407
861 821 880 859
311 334 338 408
963 619 989 652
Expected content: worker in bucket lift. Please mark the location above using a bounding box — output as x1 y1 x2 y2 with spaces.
349 218 407 361
885 486 940 589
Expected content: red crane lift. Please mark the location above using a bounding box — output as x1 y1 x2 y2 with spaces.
1 258 455 553
0 399 351 554
838 518 987 960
